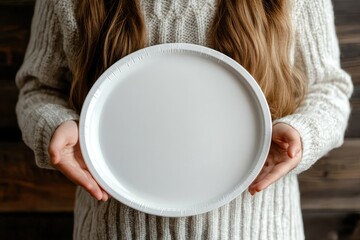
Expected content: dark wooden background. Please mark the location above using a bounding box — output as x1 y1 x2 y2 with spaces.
0 0 359 239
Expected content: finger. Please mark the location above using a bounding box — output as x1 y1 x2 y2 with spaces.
98 185 110 201
100 189 110 201
277 141 290 151
48 132 68 165
248 151 275 195
248 165 273 195
249 149 276 185
83 170 106 201
73 147 88 169
72 146 109 201
250 160 295 193
82 170 110 202
250 163 273 186
57 161 103 201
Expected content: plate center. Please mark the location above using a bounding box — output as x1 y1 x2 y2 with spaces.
97 52 261 209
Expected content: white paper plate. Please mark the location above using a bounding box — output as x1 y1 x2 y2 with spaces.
80 43 272 217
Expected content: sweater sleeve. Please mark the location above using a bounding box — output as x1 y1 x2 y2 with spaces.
274 0 353 175
15 0 79 169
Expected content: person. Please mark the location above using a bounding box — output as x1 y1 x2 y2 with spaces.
16 0 353 239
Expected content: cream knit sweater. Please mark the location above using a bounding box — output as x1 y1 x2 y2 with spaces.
16 0 353 239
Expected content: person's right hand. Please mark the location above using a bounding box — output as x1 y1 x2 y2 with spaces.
48 120 109 201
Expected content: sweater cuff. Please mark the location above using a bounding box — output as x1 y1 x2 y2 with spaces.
33 105 79 169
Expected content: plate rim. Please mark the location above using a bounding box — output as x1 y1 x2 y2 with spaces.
79 43 272 217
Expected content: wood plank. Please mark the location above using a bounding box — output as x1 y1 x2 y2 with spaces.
333 0 360 87
333 0 360 16
303 211 360 240
0 0 34 5
0 4 32 70
301 197 360 212
347 96 360 138
0 80 22 142
0 66 20 81
0 212 73 240
0 80 18 126
339 42 360 85
299 139 360 211
0 4 33 26
0 25 29 66
337 25 360 45
0 143 76 212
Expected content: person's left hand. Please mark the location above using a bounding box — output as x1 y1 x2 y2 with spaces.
248 123 302 195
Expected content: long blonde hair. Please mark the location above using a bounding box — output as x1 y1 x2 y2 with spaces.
70 0 306 120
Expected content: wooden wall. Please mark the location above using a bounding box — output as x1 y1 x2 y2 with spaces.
0 0 359 239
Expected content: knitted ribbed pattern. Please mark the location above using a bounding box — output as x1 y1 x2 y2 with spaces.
74 176 304 239
15 0 79 169
15 0 353 239
141 0 216 46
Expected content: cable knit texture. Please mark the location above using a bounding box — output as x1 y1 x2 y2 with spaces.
16 0 353 239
